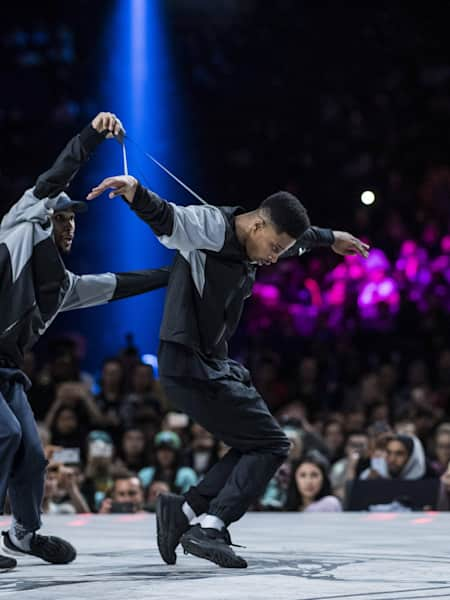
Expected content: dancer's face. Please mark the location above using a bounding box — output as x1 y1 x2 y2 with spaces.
52 210 76 253
245 218 295 266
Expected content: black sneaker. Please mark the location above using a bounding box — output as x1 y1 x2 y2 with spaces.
156 493 190 565
0 554 16 572
180 525 247 568
1 531 76 564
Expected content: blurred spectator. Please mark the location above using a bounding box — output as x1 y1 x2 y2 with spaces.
82 431 115 512
260 427 303 509
330 431 370 499
322 419 345 464
121 364 165 428
430 424 450 476
95 358 126 440
138 431 198 494
144 480 171 512
360 434 435 480
42 463 89 514
284 455 342 512
115 428 148 472
184 423 219 477
99 473 144 514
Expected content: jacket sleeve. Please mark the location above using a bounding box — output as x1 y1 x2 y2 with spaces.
60 267 171 312
0 125 107 230
34 124 106 199
124 183 226 253
281 226 335 258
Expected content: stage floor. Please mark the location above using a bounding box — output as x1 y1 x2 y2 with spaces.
1 512 450 600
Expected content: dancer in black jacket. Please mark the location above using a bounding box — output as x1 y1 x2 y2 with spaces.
88 173 369 568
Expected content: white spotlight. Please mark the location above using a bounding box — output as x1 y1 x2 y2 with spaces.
361 190 375 205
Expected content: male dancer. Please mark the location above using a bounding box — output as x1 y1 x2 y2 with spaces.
0 113 169 571
87 173 369 568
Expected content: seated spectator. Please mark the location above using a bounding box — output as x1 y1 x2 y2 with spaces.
360 434 435 480
48 406 86 449
322 419 345 464
99 472 145 514
138 431 198 494
82 431 116 512
115 428 148 472
121 364 165 428
144 480 171 512
42 463 90 514
330 431 370 499
430 423 450 475
162 411 191 447
95 358 126 441
260 427 303 509
284 454 342 512
45 381 103 440
184 423 219 477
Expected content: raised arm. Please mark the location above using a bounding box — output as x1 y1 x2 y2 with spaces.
87 176 226 253
61 267 171 312
34 112 123 199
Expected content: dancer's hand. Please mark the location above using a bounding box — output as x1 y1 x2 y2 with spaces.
332 231 370 258
91 112 125 139
87 175 138 204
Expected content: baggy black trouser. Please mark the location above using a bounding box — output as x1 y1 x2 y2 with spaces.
0 368 47 531
160 364 290 526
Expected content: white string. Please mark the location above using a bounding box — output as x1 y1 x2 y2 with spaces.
122 142 129 176
144 152 208 205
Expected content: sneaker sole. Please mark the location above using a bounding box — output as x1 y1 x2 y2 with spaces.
155 496 176 565
1 534 76 565
181 538 247 569
0 536 23 559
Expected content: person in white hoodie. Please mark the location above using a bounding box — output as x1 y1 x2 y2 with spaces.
360 434 427 481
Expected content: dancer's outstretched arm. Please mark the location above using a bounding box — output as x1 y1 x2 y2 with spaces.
87 175 369 259
60 267 171 312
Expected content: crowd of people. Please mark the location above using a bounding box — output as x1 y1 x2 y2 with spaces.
4 325 447 518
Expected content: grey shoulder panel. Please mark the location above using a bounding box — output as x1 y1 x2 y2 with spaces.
158 204 226 253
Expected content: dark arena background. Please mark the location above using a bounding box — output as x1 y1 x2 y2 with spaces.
1 1 450 599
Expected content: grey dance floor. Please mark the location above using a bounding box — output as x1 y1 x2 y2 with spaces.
1 512 450 600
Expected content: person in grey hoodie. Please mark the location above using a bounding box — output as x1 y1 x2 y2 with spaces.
0 112 169 571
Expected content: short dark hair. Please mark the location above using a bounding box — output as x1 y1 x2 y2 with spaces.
260 191 310 239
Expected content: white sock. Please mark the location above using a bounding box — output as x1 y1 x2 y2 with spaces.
182 501 196 523
201 514 225 531
9 518 33 551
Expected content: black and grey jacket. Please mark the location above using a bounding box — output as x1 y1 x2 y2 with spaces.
126 184 335 362
0 125 169 368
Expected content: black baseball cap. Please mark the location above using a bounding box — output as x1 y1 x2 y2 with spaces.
52 192 88 214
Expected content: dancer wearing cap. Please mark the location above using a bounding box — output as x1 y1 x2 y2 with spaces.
0 113 170 571
87 172 369 568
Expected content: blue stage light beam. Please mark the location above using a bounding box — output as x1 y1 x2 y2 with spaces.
78 0 187 366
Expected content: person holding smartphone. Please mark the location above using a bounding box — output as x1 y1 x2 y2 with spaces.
0 113 170 571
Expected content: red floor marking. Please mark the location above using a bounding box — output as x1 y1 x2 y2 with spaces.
362 513 398 521
67 515 92 527
411 517 434 525
116 514 148 523
0 520 10 526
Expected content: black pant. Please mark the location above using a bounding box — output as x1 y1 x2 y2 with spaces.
161 364 289 526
